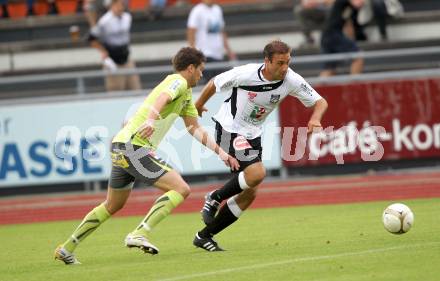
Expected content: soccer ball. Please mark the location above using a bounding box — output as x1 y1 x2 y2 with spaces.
382 203 414 234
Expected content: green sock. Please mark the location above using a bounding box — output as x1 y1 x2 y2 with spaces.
62 203 111 253
131 190 184 237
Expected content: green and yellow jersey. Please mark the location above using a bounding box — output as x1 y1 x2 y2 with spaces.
112 73 198 149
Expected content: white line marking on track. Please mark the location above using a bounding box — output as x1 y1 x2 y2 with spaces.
156 242 440 281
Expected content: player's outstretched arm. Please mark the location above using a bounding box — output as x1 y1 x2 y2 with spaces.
195 79 216 117
136 92 171 139
183 116 240 171
307 98 328 133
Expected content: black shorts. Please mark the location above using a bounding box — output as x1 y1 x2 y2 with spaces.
109 142 172 189
215 121 262 173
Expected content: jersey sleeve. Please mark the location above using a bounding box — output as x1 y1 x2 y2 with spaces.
187 6 200 28
218 6 225 30
127 13 132 27
213 66 242 92
163 77 186 100
288 72 322 107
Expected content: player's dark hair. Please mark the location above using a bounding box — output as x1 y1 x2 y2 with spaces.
263 40 291 61
172 47 206 71
111 0 123 5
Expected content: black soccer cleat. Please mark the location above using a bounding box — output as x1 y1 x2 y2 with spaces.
201 192 220 225
193 233 224 252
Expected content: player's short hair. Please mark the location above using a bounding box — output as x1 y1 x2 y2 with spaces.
263 40 291 61
172 47 206 71
111 0 123 5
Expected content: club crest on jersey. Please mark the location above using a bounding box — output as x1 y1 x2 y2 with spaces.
300 83 313 96
233 136 252 151
169 80 181 92
270 94 280 103
248 92 257 101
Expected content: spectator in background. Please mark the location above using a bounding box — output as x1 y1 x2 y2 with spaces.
83 0 111 27
27 0 34 15
358 0 404 41
27 0 58 16
294 0 334 47
148 0 167 21
187 0 236 81
48 0 58 14
320 0 365 77
368 0 388 40
0 0 8 18
89 0 141 92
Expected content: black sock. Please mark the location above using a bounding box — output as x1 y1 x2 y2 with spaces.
211 174 242 202
199 203 238 238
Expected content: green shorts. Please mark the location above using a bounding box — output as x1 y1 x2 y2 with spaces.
109 142 173 189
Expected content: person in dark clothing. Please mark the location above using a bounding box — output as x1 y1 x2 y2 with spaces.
294 0 334 47
358 0 398 41
320 0 365 77
371 0 388 40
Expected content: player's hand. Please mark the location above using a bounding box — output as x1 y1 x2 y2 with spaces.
103 57 118 72
137 120 155 139
196 105 208 117
307 119 323 134
219 150 240 171
228 51 237 61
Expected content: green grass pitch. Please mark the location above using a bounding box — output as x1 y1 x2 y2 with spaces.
1 198 439 281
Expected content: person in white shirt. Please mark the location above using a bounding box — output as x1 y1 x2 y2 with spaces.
186 0 236 80
83 0 112 27
89 0 141 92
192 40 328 252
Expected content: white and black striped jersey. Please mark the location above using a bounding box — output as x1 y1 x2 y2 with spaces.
213 63 322 139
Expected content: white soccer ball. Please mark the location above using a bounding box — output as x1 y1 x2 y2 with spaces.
382 203 414 234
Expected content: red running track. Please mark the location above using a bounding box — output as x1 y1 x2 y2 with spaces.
1 171 439 225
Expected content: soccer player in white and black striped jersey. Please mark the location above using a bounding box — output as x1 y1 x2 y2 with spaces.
193 40 328 251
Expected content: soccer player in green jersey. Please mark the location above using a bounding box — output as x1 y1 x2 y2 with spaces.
54 47 239 265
